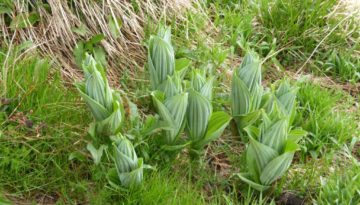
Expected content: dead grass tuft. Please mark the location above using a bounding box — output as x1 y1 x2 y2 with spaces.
2 0 197 82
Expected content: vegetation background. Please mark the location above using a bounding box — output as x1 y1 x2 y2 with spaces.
0 0 359 204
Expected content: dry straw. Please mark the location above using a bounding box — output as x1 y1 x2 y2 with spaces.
1 0 195 82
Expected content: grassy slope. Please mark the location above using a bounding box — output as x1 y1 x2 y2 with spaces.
1 0 359 204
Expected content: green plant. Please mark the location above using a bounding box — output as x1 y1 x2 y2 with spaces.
74 34 107 67
315 164 360 205
186 70 231 157
148 27 175 91
111 136 149 188
231 52 263 134
151 91 188 148
75 53 124 138
296 81 357 157
265 80 299 124
236 81 306 191
236 113 305 191
323 50 360 82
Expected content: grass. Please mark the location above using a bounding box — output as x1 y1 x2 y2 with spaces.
1 0 360 204
295 80 358 158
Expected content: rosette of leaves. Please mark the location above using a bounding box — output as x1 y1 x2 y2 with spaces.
231 52 263 134
76 54 124 137
186 70 231 157
148 26 175 90
111 136 150 188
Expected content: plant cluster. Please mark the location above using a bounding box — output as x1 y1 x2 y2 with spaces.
76 26 307 193
76 54 148 188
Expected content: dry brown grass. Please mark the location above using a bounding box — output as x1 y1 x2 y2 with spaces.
1 0 196 82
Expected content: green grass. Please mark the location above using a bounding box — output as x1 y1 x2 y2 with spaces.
295 80 358 158
206 0 360 82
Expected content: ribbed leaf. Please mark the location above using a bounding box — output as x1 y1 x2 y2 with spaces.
237 53 262 93
243 126 260 140
277 91 297 115
261 119 288 152
151 92 176 128
148 52 159 89
114 139 138 173
186 90 212 141
148 34 175 89
158 74 182 98
77 86 110 121
200 76 214 101
235 109 262 131
164 93 188 131
96 103 123 135
231 74 251 116
196 111 231 148
251 84 263 111
288 128 307 143
175 58 191 79
152 92 188 144
260 152 294 185
157 26 171 44
191 71 206 92
247 137 278 181
118 158 144 188
235 173 270 192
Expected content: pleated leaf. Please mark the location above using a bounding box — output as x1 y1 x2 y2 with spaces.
152 92 188 144
186 90 212 142
235 109 262 131
77 85 110 121
260 152 294 185
247 137 278 181
118 158 144 188
194 111 231 148
158 74 182 98
96 102 123 135
237 53 262 93
200 76 214 101
235 173 271 192
231 74 251 116
114 138 138 173
261 119 288 153
148 33 175 89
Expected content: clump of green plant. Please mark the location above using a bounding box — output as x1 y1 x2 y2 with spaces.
76 53 149 188
148 27 190 151
148 27 175 91
186 70 231 157
236 78 306 191
231 52 263 134
151 91 188 148
112 136 149 188
75 53 124 138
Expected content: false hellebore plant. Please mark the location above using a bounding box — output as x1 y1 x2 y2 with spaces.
236 81 307 191
149 26 190 150
76 53 124 138
186 70 231 157
76 54 148 188
112 136 150 188
231 53 263 134
151 90 188 148
148 26 175 91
